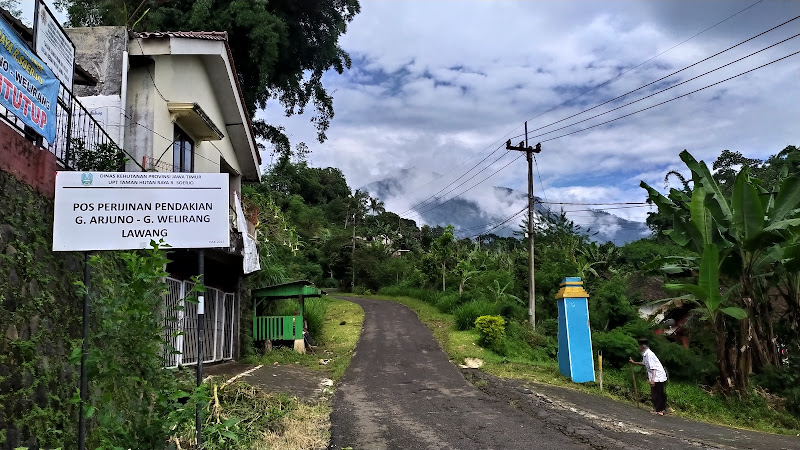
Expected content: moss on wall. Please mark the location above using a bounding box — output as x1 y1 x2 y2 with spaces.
0 170 83 449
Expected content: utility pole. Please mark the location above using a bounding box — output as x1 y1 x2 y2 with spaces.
506 122 541 328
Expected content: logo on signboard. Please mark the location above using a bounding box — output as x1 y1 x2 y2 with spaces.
81 173 93 186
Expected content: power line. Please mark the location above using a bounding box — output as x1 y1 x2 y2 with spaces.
394 129 525 200
398 142 506 215
515 33 800 143
460 204 658 238
102 101 226 170
538 50 800 144
133 37 169 102
467 207 528 239
395 1 765 219
404 150 514 218
452 200 653 234
533 154 549 206
541 201 649 205
457 206 528 232
508 15 800 142
559 205 653 212
405 153 521 219
518 0 765 127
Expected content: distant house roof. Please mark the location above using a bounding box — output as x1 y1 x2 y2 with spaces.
132 30 263 176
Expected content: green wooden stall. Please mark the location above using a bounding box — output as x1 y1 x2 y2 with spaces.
251 280 325 350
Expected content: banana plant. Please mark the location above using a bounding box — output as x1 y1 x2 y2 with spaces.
641 149 800 394
665 244 747 320
455 247 484 296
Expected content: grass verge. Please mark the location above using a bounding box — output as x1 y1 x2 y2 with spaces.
361 294 800 436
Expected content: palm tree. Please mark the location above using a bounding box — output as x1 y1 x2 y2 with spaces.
369 197 386 215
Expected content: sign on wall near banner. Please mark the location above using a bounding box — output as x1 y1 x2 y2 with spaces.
33 0 75 88
0 14 59 143
52 172 231 251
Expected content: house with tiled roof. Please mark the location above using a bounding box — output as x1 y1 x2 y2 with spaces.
65 26 264 366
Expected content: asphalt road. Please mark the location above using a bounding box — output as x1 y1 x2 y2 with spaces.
329 297 592 449
329 297 800 450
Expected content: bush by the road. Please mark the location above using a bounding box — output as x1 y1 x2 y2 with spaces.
454 300 502 330
475 315 506 348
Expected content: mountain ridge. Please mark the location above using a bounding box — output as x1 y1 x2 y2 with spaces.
361 170 651 244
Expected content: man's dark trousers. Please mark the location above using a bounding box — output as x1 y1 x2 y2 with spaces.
651 381 667 412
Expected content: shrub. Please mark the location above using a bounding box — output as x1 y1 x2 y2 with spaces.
753 354 800 415
352 285 370 295
651 338 714 382
378 285 404 296
453 300 501 330
589 276 639 331
420 289 442 305
498 301 527 321
538 318 559 337
513 321 558 359
436 292 462 313
79 242 196 448
475 315 506 346
591 328 639 368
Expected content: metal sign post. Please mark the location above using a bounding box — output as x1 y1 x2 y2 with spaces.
77 252 90 449
52 171 229 449
196 249 205 448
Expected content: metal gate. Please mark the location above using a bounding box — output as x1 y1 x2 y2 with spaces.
162 277 236 368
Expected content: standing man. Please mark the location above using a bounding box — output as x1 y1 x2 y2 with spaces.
629 338 668 415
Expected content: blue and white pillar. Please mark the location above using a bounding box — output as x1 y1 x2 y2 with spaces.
556 277 595 383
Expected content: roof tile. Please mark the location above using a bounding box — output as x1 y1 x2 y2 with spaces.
133 31 228 41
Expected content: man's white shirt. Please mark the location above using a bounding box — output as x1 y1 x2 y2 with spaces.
642 348 668 382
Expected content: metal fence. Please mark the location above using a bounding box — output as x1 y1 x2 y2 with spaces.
162 277 236 368
0 83 122 170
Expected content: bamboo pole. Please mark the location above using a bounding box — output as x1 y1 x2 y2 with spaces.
630 362 640 409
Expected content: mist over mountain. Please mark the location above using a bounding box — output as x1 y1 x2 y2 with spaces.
362 169 651 245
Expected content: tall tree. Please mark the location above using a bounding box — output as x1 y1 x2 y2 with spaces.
56 0 361 155
0 0 21 17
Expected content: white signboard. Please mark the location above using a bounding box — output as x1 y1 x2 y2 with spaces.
34 0 75 87
53 172 230 251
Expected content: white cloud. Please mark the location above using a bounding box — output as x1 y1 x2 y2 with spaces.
258 0 800 226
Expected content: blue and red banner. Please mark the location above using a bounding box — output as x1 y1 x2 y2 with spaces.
0 15 59 144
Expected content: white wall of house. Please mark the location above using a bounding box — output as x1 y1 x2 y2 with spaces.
152 54 243 176
123 52 246 206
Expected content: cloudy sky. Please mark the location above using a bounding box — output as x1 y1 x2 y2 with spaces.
27 1 799 228
258 0 800 228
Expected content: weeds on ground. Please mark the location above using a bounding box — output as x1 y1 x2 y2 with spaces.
185 297 363 449
170 379 328 449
